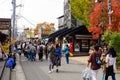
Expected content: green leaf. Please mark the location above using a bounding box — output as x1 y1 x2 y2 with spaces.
71 0 93 27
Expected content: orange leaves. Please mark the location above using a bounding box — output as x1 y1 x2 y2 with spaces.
88 26 102 39
88 26 102 34
34 28 38 35
90 0 120 33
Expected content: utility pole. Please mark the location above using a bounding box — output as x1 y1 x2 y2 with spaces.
9 0 16 53
12 0 16 38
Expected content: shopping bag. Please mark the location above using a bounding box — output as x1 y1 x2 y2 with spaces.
81 68 92 80
69 52 73 57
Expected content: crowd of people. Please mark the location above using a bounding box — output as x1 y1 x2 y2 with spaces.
0 40 118 80
87 45 117 80
7 41 71 73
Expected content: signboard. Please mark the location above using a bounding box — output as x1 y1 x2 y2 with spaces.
0 18 11 30
0 18 11 37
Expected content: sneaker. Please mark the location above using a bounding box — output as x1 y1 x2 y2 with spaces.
51 69 54 72
48 71 52 73
12 69 16 71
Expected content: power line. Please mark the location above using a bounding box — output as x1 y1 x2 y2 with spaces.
21 16 36 27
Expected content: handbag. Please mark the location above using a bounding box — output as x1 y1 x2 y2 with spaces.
105 57 110 68
105 62 109 68
69 52 73 57
94 53 102 66
81 68 92 80
65 50 69 55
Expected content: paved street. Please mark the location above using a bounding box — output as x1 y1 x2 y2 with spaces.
12 54 120 80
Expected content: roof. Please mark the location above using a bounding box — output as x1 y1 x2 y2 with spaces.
58 25 91 37
49 27 68 38
57 15 64 19
49 25 91 39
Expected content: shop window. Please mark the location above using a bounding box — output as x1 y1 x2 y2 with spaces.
81 39 89 52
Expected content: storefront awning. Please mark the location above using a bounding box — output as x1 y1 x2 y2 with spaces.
58 25 91 37
49 25 92 39
49 27 68 38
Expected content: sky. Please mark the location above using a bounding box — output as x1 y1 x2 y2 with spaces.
0 0 64 32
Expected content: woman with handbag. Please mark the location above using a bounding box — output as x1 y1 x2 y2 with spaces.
105 47 117 80
64 44 70 64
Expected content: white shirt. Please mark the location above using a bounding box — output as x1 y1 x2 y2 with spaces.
106 54 117 73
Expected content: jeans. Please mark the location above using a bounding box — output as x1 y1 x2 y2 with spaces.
105 65 116 80
105 73 116 80
102 73 105 80
29 52 35 61
48 58 54 71
65 54 69 64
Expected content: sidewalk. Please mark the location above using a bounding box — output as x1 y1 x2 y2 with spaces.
70 56 120 73
13 55 120 80
70 56 88 64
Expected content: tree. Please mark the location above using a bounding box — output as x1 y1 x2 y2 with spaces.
88 25 102 39
34 28 38 35
90 0 120 32
102 29 111 44
70 0 93 27
109 32 120 49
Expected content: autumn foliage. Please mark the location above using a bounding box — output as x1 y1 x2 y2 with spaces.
88 0 120 39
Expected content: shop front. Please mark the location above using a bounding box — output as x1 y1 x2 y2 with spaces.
73 35 92 55
48 25 92 56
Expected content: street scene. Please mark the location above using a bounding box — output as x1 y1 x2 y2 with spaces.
1 0 120 80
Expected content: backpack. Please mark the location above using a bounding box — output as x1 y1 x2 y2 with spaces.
94 53 102 66
30 46 36 53
6 58 15 68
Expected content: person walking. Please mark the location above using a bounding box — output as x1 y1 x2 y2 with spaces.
48 43 56 73
44 44 48 60
105 47 117 80
64 44 70 64
27 42 32 60
30 43 36 61
38 43 44 61
87 45 102 80
55 44 62 73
